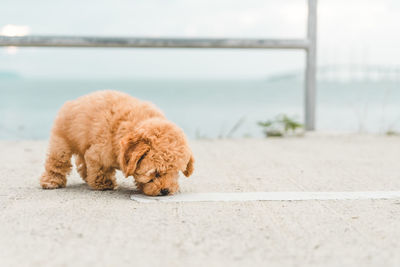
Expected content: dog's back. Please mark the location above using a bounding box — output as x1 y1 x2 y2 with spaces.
52 90 164 155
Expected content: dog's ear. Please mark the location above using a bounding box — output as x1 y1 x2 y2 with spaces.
120 138 150 177
182 154 194 177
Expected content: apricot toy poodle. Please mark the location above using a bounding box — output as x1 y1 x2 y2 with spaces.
40 90 194 196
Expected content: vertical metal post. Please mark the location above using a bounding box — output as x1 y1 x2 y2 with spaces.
305 0 317 130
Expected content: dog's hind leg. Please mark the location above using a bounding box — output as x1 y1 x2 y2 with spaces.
75 154 87 182
84 144 117 190
40 134 72 189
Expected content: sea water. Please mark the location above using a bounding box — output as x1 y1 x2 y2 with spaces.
1 78 399 139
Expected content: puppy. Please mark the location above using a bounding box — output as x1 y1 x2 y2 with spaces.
40 90 194 196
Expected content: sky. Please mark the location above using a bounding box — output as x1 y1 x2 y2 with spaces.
1 0 400 79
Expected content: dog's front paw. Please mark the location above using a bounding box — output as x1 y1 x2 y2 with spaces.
40 172 66 189
99 179 117 190
89 177 117 191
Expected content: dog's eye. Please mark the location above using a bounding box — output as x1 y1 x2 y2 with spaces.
155 171 161 178
147 179 154 183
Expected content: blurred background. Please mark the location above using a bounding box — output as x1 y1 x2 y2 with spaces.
1 0 400 139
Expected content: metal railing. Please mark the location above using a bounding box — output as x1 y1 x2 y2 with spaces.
0 0 317 130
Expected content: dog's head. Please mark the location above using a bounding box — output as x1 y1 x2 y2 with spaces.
119 118 194 196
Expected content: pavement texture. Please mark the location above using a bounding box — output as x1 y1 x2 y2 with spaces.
1 134 400 267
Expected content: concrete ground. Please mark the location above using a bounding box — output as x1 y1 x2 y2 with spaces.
0 134 400 267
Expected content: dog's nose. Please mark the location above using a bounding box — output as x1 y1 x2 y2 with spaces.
160 188 169 196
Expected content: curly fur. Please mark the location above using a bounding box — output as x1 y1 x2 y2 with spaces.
40 90 194 196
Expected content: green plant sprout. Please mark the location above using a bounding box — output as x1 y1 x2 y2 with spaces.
258 114 303 137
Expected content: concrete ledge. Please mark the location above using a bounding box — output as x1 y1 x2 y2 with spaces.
1 135 400 266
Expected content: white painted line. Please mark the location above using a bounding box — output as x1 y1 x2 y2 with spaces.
130 191 400 203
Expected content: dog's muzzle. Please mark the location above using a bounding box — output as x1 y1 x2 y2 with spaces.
160 188 169 196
